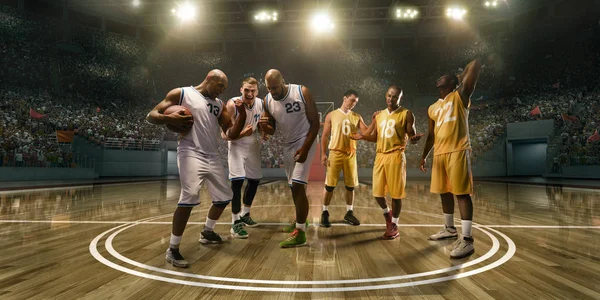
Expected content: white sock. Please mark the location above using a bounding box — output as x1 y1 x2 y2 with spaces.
346 205 353 211
169 234 182 249
383 207 390 214
242 206 251 216
323 205 328 211
296 222 306 231
461 220 472 237
205 218 217 231
392 217 399 225
232 213 240 223
445 214 455 228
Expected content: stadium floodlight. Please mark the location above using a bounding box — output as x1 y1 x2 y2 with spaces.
172 2 197 22
132 0 140 7
446 7 467 20
254 11 279 23
484 1 499 8
311 12 335 33
396 8 419 20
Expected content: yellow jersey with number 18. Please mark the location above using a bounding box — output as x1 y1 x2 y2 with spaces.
375 107 409 154
428 90 471 156
328 109 361 154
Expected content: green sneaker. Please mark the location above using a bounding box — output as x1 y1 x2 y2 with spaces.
283 220 309 233
230 220 248 239
240 213 259 227
279 228 307 248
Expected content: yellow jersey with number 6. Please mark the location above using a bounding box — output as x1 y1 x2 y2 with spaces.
375 107 409 154
328 109 361 154
428 90 471 155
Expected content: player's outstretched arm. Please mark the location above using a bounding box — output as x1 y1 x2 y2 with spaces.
406 111 424 144
457 58 483 107
419 117 436 172
146 89 192 126
220 99 247 140
355 131 377 142
357 114 375 136
352 111 378 142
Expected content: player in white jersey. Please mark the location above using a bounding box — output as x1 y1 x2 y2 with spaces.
259 69 320 248
223 77 263 239
146 69 247 268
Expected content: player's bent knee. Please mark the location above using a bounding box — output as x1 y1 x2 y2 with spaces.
345 186 354 191
325 185 335 192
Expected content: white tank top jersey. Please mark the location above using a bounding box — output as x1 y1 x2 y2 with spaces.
229 96 263 145
177 86 224 156
264 83 310 144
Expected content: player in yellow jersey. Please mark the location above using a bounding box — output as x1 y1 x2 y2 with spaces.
419 57 485 259
320 90 373 227
352 85 422 239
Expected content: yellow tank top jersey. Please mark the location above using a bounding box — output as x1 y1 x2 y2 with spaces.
375 107 409 154
427 90 471 155
328 109 361 154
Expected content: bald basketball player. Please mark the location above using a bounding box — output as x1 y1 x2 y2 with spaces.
352 85 422 240
419 57 486 259
146 69 247 268
258 69 320 248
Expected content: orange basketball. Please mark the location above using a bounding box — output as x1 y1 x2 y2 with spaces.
163 105 191 116
163 105 193 133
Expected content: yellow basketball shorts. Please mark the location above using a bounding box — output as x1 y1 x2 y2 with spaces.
325 150 359 188
430 150 473 195
372 151 406 199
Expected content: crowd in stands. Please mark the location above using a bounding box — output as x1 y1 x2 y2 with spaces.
1 4 598 171
0 88 78 168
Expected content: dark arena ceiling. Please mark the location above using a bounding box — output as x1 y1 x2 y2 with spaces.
34 0 562 42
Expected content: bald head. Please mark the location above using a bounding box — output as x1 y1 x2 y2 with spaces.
265 69 283 82
206 69 228 83
265 69 287 100
203 69 228 99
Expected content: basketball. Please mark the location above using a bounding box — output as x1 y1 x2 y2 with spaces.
163 105 191 116
163 105 193 133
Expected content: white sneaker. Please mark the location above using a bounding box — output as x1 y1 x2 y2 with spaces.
428 226 458 240
450 236 475 259
165 248 189 268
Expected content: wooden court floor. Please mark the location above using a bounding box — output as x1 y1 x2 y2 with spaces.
0 180 599 299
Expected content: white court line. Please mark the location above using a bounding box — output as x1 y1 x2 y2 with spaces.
102 223 500 285
3 219 599 229
89 220 516 292
0 179 168 194
0 185 93 194
0 220 139 224
3 206 598 228
481 182 600 193
475 225 600 229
